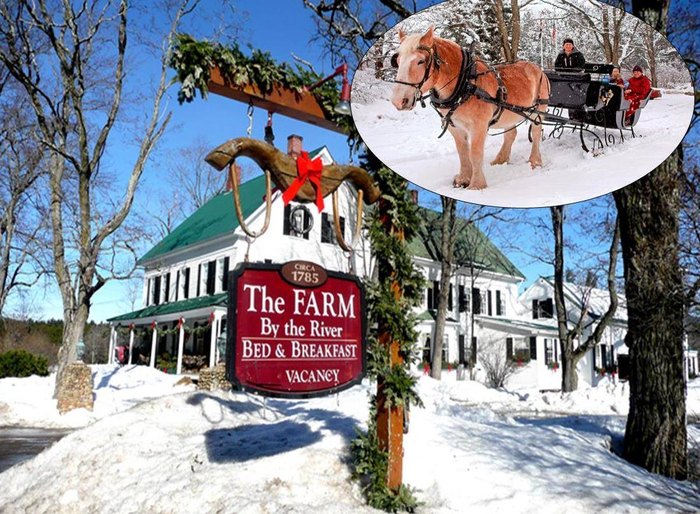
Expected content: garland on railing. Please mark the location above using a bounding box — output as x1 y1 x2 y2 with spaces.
169 34 356 136
114 313 216 339
351 160 425 512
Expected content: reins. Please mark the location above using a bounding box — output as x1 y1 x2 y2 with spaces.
391 40 549 138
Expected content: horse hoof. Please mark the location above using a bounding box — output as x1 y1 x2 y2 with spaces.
490 158 508 166
453 177 470 188
529 159 542 169
467 180 486 190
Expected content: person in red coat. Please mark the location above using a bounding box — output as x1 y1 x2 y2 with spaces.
624 65 652 122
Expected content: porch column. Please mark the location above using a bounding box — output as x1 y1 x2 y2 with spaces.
108 325 116 365
150 322 158 368
128 327 135 365
176 319 185 375
209 312 223 368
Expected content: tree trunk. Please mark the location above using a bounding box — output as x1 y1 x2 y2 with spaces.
55 304 90 396
614 148 687 479
431 198 456 379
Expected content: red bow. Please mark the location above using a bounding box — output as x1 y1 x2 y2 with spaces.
282 151 324 212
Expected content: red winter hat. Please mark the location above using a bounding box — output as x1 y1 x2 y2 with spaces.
632 65 643 73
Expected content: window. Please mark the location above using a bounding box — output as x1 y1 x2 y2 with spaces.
207 261 216 295
153 276 161 305
184 268 190 300
283 204 310 239
458 285 469 313
510 338 530 362
321 213 345 245
544 338 553 365
222 257 230 291
164 272 171 303
441 336 449 363
427 281 439 311
533 298 554 319
423 336 431 363
472 288 481 314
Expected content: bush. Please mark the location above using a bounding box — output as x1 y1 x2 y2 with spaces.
0 349 50 378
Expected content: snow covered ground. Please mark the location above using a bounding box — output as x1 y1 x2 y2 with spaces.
351 71 694 207
0 366 698 513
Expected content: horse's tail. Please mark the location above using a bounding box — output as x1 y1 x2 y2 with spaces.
536 66 550 109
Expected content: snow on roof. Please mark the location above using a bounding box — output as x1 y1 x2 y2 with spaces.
543 278 628 322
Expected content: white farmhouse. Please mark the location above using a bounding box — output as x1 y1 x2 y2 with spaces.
108 135 368 375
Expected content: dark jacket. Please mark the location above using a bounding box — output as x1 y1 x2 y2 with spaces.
554 49 586 70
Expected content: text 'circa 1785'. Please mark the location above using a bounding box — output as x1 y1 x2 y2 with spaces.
228 262 365 398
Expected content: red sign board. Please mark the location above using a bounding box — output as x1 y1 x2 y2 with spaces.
227 262 366 398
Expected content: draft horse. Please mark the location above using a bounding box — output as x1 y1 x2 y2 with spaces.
391 26 550 190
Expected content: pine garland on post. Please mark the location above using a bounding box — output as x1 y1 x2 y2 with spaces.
351 160 425 512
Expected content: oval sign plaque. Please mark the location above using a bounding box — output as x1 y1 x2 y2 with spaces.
280 260 328 288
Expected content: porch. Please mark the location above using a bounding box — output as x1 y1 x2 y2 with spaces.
107 293 228 375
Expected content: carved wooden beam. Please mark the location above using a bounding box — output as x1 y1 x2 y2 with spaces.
207 67 345 134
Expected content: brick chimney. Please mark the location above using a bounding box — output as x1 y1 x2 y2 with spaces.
225 163 242 191
287 134 303 159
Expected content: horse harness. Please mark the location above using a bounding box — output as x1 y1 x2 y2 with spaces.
392 44 549 138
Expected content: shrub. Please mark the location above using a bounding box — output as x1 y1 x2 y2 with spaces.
0 349 50 378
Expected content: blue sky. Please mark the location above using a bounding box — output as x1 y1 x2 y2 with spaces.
12 0 695 323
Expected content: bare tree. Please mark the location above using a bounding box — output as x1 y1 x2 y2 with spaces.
479 336 517 388
550 205 621 392
418 197 457 379
0 83 47 319
611 0 689 480
0 0 203 398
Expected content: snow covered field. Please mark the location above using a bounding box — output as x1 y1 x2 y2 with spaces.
351 73 694 207
0 366 698 513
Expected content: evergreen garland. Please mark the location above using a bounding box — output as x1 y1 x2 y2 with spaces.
169 34 356 136
351 161 425 512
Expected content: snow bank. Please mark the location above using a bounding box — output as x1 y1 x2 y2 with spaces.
1 370 698 513
0 365 195 428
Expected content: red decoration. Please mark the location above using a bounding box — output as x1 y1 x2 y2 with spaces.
281 151 324 212
208 312 215 324
423 363 431 375
177 318 184 329
151 321 157 330
129 323 135 331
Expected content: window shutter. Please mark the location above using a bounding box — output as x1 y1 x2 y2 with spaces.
196 264 202 297
302 209 310 240
459 285 466 312
433 281 439 310
488 290 493 316
458 334 465 364
207 261 216 295
223 257 230 291
532 299 539 319
554 339 559 362
472 288 481 314
427 285 434 310
321 213 331 243
496 291 502 315
164 273 170 303
471 336 478 365
506 337 513 359
153 276 161 305
529 336 537 360
184 268 190 299
601 344 608 368
338 217 345 246
146 279 151 306
448 285 453 311
175 272 180 302
283 204 292 235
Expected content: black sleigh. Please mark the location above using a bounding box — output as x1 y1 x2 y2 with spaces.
534 63 653 152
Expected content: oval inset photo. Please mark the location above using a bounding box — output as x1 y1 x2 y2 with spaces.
350 0 694 208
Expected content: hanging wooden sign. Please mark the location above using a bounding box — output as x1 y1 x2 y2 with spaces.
227 262 366 398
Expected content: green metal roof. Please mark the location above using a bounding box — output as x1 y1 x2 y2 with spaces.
408 208 525 279
138 174 267 264
108 293 228 322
